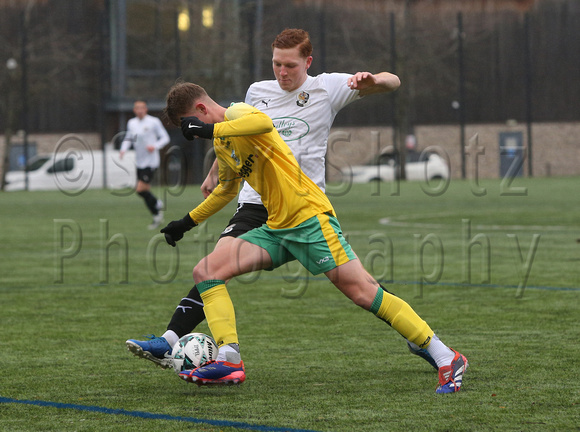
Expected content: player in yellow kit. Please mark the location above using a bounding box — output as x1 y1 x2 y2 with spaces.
160 81 468 393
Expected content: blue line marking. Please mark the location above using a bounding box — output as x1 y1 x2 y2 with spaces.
373 279 580 292
0 397 321 432
256 275 580 292
88 276 579 292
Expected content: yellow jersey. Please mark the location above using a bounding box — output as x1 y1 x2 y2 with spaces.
189 103 335 229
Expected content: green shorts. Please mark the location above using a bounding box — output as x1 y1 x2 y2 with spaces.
239 213 356 275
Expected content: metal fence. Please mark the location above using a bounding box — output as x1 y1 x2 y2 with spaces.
1 0 579 182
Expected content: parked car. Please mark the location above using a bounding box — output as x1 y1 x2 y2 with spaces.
342 146 450 183
4 146 136 192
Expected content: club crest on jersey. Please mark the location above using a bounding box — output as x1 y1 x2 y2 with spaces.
296 91 310 107
230 149 240 164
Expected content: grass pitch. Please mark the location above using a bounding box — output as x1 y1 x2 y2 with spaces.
0 177 578 431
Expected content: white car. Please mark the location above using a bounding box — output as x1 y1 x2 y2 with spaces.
4 147 136 192
342 147 450 183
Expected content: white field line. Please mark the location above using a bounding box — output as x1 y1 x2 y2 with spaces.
376 217 577 232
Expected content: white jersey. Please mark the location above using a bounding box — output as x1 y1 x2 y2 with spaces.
241 73 361 205
120 114 170 169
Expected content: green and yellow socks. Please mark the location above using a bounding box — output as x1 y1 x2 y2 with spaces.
369 286 433 349
197 280 239 348
370 287 455 367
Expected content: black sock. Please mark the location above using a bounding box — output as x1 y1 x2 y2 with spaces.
167 285 206 338
138 191 159 215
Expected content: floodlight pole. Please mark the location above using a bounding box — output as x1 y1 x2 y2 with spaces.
524 13 533 177
21 9 30 191
2 59 18 191
318 5 326 73
253 0 263 81
390 12 398 154
457 12 466 180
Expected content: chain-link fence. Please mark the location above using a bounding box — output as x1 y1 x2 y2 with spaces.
1 0 579 183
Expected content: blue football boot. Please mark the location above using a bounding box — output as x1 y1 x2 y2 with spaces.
126 335 173 369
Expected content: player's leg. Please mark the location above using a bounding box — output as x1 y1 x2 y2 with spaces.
126 204 269 368
127 236 270 374
136 169 158 213
326 259 467 393
309 214 437 370
179 238 273 385
193 237 273 347
135 168 163 229
164 203 268 341
125 247 213 369
293 213 466 393
375 282 438 370
282 212 435 349
124 175 168 365
326 259 432 343
163 236 237 343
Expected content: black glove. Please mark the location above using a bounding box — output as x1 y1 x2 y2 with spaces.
160 213 197 247
181 116 215 140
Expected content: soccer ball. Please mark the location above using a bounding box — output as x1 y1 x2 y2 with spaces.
171 333 218 373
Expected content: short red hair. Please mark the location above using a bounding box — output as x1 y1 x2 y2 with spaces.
271 28 312 58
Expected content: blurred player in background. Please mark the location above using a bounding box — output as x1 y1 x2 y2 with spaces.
127 29 437 370
120 100 170 229
158 81 468 393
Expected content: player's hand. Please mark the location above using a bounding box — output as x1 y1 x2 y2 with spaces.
201 176 217 198
347 72 376 90
160 213 197 247
181 116 215 140
348 71 399 95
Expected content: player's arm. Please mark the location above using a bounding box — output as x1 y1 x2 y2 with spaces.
181 105 273 141
348 72 400 96
189 164 240 225
153 118 171 149
201 158 219 198
119 122 134 157
161 163 241 247
216 104 273 136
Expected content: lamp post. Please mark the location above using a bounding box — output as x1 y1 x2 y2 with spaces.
1 58 18 191
457 12 466 180
21 8 30 191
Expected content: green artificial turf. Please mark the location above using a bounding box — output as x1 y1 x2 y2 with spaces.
1 177 578 431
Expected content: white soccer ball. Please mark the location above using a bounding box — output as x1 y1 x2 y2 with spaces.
171 333 218 373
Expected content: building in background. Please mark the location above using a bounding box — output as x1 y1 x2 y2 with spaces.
1 0 579 184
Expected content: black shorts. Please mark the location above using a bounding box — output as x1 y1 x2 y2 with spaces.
137 167 156 184
219 203 268 239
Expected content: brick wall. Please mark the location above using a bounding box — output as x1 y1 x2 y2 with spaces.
326 122 580 182
1 124 578 186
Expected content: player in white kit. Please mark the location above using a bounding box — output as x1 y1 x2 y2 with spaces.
120 100 170 229
126 29 437 371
